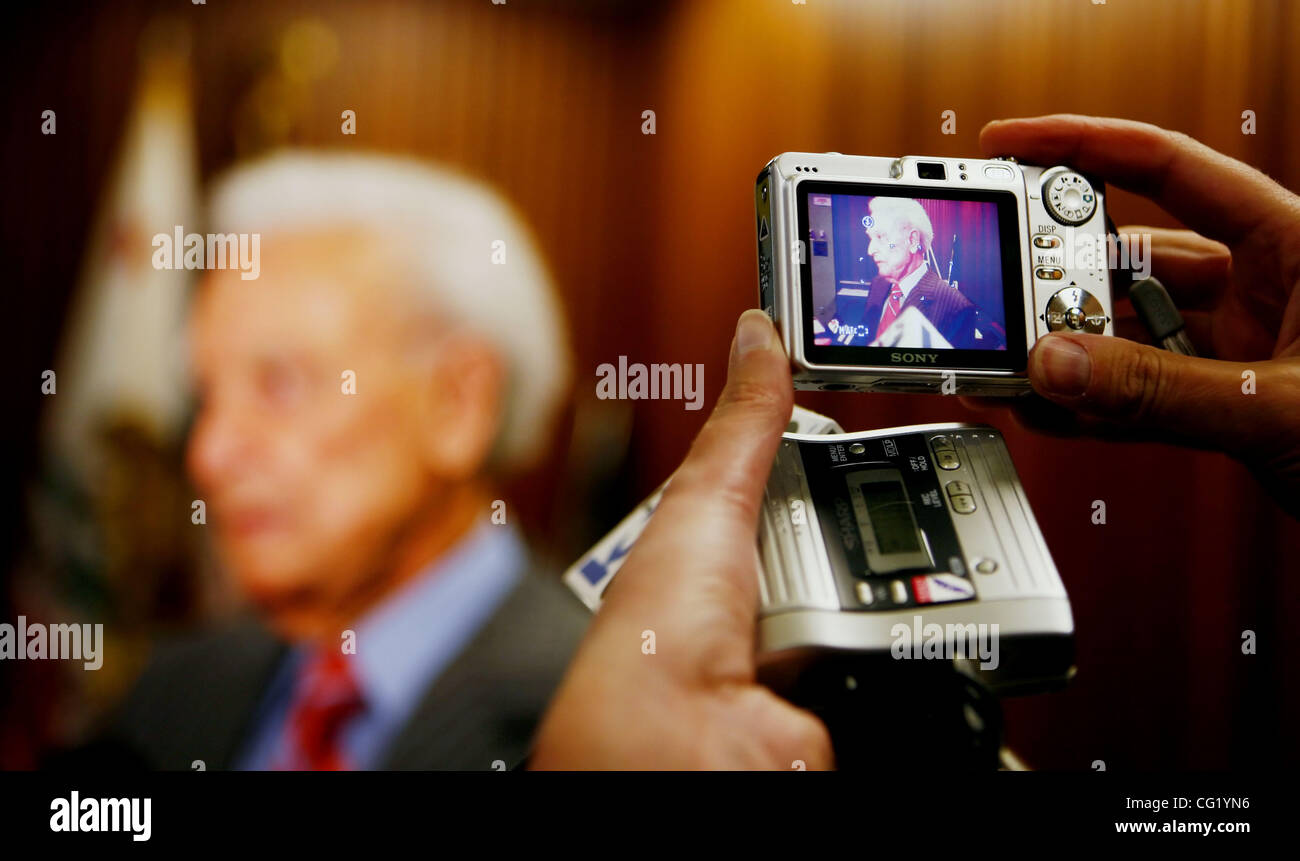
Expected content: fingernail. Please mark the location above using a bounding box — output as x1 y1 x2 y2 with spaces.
735 309 775 356
1033 336 1092 396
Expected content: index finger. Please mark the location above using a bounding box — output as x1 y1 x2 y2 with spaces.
979 115 1299 245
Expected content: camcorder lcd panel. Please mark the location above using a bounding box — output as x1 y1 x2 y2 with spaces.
756 153 1116 395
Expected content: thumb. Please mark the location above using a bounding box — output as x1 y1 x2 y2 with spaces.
1028 332 1300 457
661 308 794 538
675 307 796 501
596 309 792 679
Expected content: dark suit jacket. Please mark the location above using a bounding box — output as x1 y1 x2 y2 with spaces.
103 570 589 771
854 268 980 349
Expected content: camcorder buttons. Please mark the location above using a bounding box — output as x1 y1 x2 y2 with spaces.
931 435 961 470
855 582 875 605
1042 168 1098 226
1032 234 1062 249
946 480 977 514
950 495 977 514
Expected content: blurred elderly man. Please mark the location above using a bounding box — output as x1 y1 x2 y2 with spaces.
862 197 980 349
109 153 588 770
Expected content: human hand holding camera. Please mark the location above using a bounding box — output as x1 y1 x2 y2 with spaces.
974 115 1300 514
532 116 1300 770
531 310 833 770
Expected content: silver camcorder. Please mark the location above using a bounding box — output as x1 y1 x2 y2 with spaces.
564 410 1075 698
755 152 1116 395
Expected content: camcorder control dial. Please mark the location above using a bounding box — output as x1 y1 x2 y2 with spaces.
1042 167 1098 226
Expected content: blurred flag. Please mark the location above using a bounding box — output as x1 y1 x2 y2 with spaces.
23 25 205 749
45 31 198 481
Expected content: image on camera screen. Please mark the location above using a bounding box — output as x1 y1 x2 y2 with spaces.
805 190 1010 352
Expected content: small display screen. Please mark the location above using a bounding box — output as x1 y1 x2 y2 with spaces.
854 479 921 554
797 180 1028 373
844 467 932 574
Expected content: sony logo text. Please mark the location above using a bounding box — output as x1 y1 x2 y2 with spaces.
890 352 939 364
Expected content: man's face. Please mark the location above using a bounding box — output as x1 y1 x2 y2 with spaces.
187 232 442 618
867 215 916 282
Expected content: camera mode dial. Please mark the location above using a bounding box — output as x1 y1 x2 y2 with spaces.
1042 168 1097 226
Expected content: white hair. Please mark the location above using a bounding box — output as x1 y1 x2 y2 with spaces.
868 196 934 254
207 151 570 472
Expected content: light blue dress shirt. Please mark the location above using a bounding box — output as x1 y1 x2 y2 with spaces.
235 522 524 770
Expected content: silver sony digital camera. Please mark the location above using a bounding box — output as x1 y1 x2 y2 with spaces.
565 410 1075 697
755 152 1116 395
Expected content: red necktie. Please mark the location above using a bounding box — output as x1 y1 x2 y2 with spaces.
877 284 905 337
275 649 364 771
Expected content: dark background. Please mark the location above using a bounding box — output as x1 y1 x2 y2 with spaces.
2 0 1297 770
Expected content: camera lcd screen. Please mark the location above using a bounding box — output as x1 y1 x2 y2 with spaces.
797 181 1027 372
855 480 919 554
846 468 931 574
